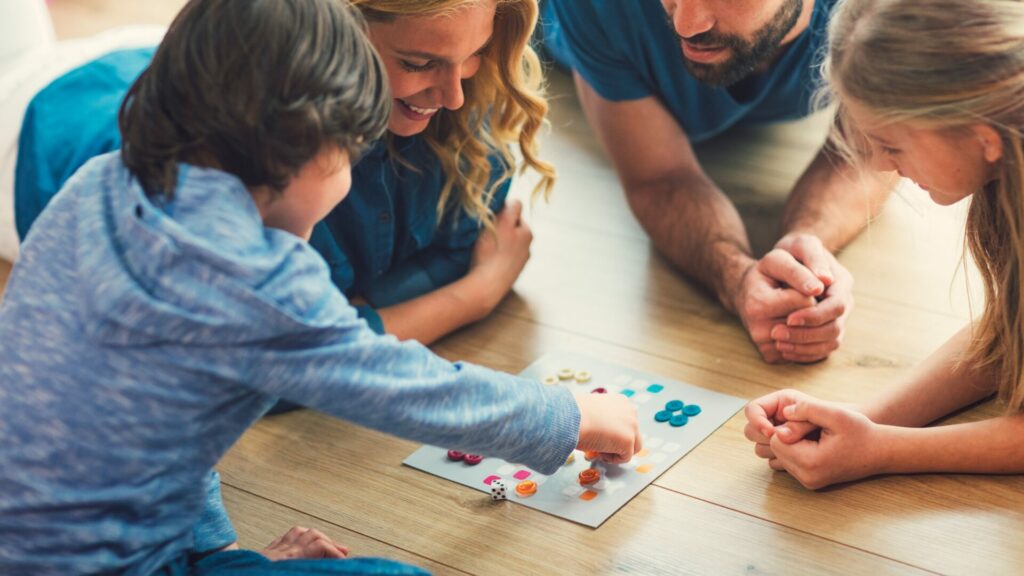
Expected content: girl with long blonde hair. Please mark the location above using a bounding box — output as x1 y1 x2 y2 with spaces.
743 0 1024 489
14 0 555 348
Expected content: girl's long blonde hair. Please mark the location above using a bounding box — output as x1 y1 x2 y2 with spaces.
821 0 1024 410
351 0 555 228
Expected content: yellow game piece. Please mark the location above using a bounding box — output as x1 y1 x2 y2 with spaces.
564 452 576 466
542 375 559 386
557 368 575 380
574 370 592 383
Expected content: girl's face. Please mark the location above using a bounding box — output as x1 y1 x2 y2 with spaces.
367 2 497 137
844 97 1004 206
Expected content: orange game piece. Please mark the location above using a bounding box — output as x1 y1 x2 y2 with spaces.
583 451 600 461
578 468 601 486
515 480 538 497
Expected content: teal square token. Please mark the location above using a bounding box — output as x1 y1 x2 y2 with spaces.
647 384 664 393
620 389 635 398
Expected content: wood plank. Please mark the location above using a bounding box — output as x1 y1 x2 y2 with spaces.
220 484 463 574
219 411 930 576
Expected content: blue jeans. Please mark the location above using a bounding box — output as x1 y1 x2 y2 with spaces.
162 550 430 575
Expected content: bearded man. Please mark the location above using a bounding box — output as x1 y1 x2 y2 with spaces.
544 0 892 363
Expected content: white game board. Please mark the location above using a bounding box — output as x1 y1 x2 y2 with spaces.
403 352 746 527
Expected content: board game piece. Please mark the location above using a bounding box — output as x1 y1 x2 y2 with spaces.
654 410 672 422
464 454 483 465
669 414 689 427
542 375 559 386
403 352 745 527
516 480 538 497
578 468 601 486
683 404 702 416
574 370 592 383
447 450 465 462
665 400 684 411
557 368 575 380
583 451 600 461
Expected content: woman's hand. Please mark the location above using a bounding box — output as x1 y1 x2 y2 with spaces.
469 200 533 313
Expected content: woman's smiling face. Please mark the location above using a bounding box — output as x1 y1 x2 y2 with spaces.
366 2 496 137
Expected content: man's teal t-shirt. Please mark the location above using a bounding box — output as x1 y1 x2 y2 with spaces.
542 0 837 143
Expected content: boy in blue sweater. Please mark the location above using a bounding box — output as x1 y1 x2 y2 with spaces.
0 1 640 574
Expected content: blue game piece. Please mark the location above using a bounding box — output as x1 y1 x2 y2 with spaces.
620 389 635 398
654 410 672 422
665 400 683 412
669 414 689 427
647 383 664 393
683 404 702 417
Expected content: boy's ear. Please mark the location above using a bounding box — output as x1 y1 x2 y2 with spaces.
972 124 1004 164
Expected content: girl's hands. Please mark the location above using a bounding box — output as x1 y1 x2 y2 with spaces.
746 390 891 490
744 389 824 452
767 399 889 489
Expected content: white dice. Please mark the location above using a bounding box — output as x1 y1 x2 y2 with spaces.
490 479 507 501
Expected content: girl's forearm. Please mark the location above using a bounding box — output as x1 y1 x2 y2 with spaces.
862 324 997 427
881 415 1024 475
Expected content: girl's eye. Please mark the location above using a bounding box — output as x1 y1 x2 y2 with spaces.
400 60 437 72
881 146 901 156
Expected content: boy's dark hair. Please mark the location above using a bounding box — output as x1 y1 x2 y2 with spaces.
119 0 390 198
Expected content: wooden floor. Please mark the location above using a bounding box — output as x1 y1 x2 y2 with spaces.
2 2 1021 574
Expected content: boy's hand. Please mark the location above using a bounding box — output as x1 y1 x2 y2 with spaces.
767 399 886 490
574 394 641 464
261 526 350 560
469 200 533 311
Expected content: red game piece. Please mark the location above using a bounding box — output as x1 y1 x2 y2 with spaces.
446 450 465 462
463 454 484 465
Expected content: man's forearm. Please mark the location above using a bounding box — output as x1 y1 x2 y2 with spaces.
782 146 895 252
625 174 755 312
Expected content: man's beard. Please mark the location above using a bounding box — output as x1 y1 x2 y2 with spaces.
677 0 803 87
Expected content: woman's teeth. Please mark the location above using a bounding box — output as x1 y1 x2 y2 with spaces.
404 101 438 115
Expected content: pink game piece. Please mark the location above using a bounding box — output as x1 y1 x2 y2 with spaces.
446 450 465 462
464 454 484 465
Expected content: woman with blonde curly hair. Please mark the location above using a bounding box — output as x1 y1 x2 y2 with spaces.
744 0 1024 490
14 0 554 347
